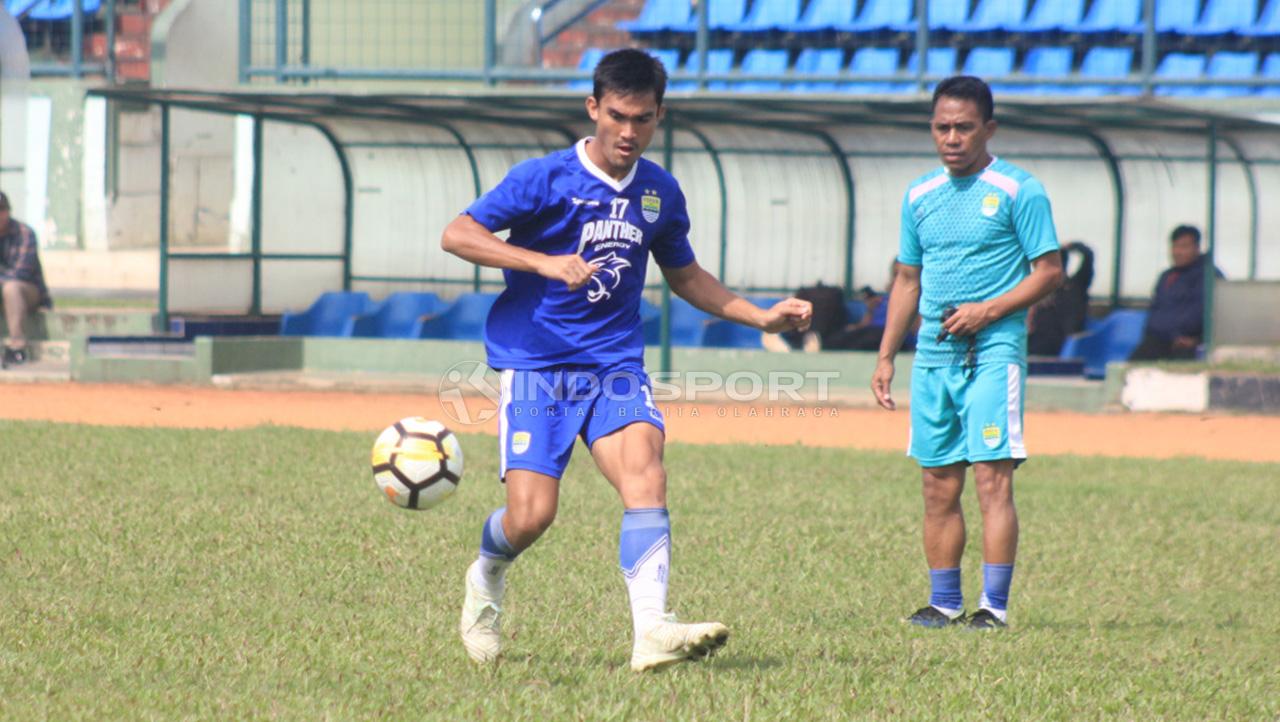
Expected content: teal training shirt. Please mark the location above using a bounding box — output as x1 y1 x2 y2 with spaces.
899 157 1060 368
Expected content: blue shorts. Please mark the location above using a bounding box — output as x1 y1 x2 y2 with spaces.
497 363 664 480
909 362 1027 468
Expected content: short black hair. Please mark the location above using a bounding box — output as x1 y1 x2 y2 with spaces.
932 75 994 123
0 191 8 210
1170 224 1202 245
592 48 667 107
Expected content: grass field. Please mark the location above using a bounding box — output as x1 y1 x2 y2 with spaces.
1 421 1277 720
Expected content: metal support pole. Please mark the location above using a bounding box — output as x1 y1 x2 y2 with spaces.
660 118 675 375
275 0 288 84
238 0 251 84
695 0 709 90
483 0 497 87
105 0 116 81
300 0 311 84
71 0 84 78
159 105 170 328
915 0 929 94
1203 123 1218 353
251 116 264 315
1141 0 1156 96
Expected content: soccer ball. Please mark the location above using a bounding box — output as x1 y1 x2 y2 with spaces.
370 417 464 510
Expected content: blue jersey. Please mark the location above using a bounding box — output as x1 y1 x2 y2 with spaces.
465 139 696 370
899 157 1059 368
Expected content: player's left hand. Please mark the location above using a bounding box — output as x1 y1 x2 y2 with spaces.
759 298 813 334
942 301 997 337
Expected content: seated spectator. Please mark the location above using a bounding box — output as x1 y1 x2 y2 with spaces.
1028 240 1094 356
0 191 52 368
1129 224 1223 362
764 263 918 352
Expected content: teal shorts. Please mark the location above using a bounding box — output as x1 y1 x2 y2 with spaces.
909 362 1027 468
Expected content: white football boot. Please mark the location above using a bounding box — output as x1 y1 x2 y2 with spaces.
630 613 729 672
459 560 504 663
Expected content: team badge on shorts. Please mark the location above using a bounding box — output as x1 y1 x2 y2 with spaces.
982 423 1002 449
641 191 661 223
511 431 531 455
981 193 1000 217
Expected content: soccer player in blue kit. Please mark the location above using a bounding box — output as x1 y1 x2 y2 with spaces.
442 49 813 670
871 77 1064 630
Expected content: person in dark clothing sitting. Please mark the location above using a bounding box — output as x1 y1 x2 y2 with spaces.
1027 241 1094 356
1129 225 1224 362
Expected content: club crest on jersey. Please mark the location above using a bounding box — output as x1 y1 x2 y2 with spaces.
982 423 1002 448
511 431 531 455
586 251 633 303
641 191 661 223
981 193 1000 217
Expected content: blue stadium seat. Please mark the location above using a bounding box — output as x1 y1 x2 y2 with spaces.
729 0 802 32
844 299 868 324
4 0 40 17
892 0 970 32
417 292 498 341
347 292 448 339
1075 46 1140 95
782 0 858 32
702 296 780 349
1058 309 1148 379
667 297 712 346
280 292 373 337
1154 0 1207 33
1189 0 1258 35
1203 51 1259 96
672 49 734 91
954 0 1029 33
672 0 747 31
1013 0 1086 32
1154 52 1207 96
618 0 691 33
791 48 846 93
640 297 662 344
839 0 913 33
904 47 959 88
965 46 1017 77
648 48 682 77
1242 0 1280 36
25 0 100 20
1021 46 1074 94
571 48 607 90
1068 0 1141 33
1259 53 1280 95
736 49 790 92
847 47 910 94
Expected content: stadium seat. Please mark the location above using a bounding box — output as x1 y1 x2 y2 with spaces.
736 49 790 92
791 48 846 92
639 297 662 344
672 48 734 91
729 0 802 32
1013 0 1086 32
1058 309 1148 379
702 296 779 349
279 291 373 337
416 292 498 341
904 47 959 89
1020 46 1075 94
671 0 747 32
839 0 912 33
1189 0 1259 35
1154 0 1208 34
1075 46 1140 95
1154 52 1207 96
649 48 682 75
618 0 691 33
1241 0 1280 36
965 46 1017 82
346 292 448 339
1203 51 1259 96
782 0 858 32
667 297 713 346
847 47 909 94
25 0 101 20
954 0 1029 33
1068 0 1141 33
1258 53 1280 95
4 0 40 17
571 48 607 90
844 299 867 323
892 0 970 32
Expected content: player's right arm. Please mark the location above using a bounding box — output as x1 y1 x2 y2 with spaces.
871 263 921 411
441 215 596 291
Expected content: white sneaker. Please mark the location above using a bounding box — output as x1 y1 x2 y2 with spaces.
459 560 504 664
630 613 729 672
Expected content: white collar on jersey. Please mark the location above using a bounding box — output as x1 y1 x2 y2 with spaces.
576 137 639 192
945 154 999 177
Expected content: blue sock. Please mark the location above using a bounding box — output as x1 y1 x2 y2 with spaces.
929 567 963 612
479 507 517 562
980 563 1014 612
619 508 669 575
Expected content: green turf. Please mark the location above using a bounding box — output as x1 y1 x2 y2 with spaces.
0 421 1277 720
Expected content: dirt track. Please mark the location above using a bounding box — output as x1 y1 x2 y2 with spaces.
1 383 1276 463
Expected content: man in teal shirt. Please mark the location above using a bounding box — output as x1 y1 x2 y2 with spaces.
871 76 1063 629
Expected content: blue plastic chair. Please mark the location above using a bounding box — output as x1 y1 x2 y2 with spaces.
783 0 858 31
892 0 970 32
1154 52 1207 96
1189 0 1259 35
1075 47 1140 95
672 0 747 31
702 296 779 349
729 0 802 32
347 292 448 338
955 0 1029 33
1014 0 1086 32
1154 0 1207 33
279 292 373 337
840 0 913 33
791 48 846 93
666 297 713 347
1258 53 1280 95
736 49 790 92
672 49 734 91
570 48 607 91
4 0 41 17
1021 46 1074 94
1068 0 1141 33
649 48 682 76
417 293 498 341
844 299 868 324
1241 0 1280 36
848 47 910 94
903 47 959 91
25 0 100 20
1058 309 1148 379
618 0 691 33
1203 51 1259 97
